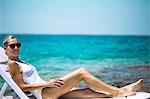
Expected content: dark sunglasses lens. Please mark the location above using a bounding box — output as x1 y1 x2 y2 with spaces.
9 44 15 49
16 43 21 48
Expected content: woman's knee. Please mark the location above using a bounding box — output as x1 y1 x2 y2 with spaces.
78 67 90 78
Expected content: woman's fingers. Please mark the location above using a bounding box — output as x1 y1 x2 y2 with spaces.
55 79 64 85
54 83 62 87
47 78 65 88
53 79 64 87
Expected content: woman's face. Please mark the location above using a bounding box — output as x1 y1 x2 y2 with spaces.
5 38 21 58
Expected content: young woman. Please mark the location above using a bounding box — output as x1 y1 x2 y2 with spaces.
3 36 143 99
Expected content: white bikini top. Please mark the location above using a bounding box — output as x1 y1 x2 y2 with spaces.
15 61 46 84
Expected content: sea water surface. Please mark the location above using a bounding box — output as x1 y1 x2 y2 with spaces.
0 34 150 86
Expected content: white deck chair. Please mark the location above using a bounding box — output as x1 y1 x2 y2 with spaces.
0 47 150 99
0 47 29 99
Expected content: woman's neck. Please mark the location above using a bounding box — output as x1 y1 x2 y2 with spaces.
9 56 20 61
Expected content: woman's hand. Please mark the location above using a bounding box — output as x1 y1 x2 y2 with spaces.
46 78 64 88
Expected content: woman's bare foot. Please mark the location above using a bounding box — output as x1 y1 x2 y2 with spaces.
117 90 136 97
121 79 143 92
114 79 143 97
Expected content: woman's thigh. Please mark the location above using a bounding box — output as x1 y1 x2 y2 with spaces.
42 68 84 97
41 68 83 98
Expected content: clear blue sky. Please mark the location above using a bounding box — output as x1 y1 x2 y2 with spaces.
0 0 150 35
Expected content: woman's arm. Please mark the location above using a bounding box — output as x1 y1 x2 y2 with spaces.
8 60 64 92
8 61 48 92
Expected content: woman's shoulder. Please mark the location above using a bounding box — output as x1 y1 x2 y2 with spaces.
8 60 21 70
8 60 24 74
8 60 17 65
8 60 25 65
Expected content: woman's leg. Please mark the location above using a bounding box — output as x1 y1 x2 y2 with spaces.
59 88 111 99
42 67 141 98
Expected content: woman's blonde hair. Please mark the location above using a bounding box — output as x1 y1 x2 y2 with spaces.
3 36 17 48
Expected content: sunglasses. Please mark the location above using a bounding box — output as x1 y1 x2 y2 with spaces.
8 43 21 49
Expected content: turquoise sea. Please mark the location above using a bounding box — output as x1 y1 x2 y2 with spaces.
0 34 150 87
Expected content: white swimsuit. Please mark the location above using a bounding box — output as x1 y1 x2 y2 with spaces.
15 61 47 99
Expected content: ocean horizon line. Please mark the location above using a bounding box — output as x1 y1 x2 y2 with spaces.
0 33 150 36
